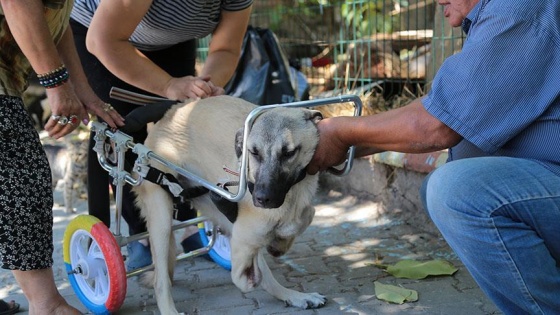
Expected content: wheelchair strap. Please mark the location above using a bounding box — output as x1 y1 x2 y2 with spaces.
145 167 208 201
210 184 238 223
143 166 238 223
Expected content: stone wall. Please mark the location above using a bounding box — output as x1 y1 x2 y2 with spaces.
319 151 448 236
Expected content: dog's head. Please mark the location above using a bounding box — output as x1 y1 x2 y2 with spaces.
235 108 322 209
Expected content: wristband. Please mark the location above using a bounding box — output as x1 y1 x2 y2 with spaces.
37 64 69 89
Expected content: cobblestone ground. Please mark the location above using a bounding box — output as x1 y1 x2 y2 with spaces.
0 184 502 315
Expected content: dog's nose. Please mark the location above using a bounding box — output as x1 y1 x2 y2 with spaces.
254 194 269 208
253 192 283 209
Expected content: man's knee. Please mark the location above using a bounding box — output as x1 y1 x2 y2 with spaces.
422 159 481 219
423 157 507 222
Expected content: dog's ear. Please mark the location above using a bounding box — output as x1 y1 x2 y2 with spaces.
304 109 323 124
235 127 244 159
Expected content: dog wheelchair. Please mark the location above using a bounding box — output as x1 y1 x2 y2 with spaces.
62 92 362 314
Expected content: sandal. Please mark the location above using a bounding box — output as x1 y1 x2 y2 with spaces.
0 299 20 315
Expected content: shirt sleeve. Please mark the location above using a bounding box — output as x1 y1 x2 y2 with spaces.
222 0 253 11
423 6 560 154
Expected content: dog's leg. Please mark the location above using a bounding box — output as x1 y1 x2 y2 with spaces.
229 228 326 309
230 233 262 293
167 230 177 281
257 251 327 309
138 183 182 315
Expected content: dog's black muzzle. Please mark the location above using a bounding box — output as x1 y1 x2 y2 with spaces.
248 168 306 208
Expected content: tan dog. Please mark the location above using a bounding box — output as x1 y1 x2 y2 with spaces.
132 95 326 314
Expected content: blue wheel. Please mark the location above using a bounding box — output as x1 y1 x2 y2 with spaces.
198 221 231 270
63 215 126 314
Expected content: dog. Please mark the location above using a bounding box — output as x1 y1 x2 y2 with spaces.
132 95 327 314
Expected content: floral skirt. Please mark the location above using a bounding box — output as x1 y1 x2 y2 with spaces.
0 95 53 270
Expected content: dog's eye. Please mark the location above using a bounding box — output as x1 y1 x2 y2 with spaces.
249 148 262 162
249 148 259 157
282 148 296 159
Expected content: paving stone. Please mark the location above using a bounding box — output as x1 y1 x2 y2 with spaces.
0 171 503 315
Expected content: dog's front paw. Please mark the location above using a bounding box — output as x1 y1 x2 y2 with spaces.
284 292 327 309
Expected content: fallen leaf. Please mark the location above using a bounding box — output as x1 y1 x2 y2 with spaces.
374 281 418 304
386 259 458 279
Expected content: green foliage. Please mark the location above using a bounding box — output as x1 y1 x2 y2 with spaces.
295 0 345 6
341 0 410 36
264 2 330 31
258 0 411 38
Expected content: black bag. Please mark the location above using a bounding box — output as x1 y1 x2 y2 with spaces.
225 26 297 105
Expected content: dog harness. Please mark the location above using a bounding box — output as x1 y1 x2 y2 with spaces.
119 101 241 222
140 165 239 223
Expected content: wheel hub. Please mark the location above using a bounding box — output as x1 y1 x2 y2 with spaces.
76 255 105 279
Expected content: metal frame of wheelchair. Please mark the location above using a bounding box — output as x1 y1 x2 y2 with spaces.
62 95 363 314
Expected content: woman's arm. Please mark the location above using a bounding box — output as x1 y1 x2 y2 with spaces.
1 0 62 74
87 0 167 94
87 0 213 100
1 0 86 138
200 6 253 91
57 27 125 128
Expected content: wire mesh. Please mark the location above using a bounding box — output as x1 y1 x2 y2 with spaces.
196 0 465 100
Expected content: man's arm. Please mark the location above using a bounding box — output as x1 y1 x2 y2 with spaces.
307 98 462 174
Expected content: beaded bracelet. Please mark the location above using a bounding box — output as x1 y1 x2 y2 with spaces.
37 65 69 89
36 64 66 78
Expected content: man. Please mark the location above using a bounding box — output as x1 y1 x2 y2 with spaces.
307 0 560 313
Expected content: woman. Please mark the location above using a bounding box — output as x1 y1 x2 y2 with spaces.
0 0 124 313
70 0 252 271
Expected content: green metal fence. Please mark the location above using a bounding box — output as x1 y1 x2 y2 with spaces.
197 0 465 99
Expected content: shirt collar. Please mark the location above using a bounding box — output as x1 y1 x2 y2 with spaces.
462 1 485 34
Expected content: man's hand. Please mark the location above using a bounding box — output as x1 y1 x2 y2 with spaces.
307 117 350 175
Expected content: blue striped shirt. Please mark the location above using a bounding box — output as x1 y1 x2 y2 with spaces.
423 0 560 176
71 0 253 51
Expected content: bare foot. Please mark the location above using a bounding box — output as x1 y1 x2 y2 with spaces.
29 297 82 315
52 303 83 315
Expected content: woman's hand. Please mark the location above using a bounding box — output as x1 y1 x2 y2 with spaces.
43 84 89 139
83 99 125 129
207 78 225 96
163 75 220 100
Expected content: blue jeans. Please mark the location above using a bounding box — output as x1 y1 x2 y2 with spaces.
420 157 560 314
